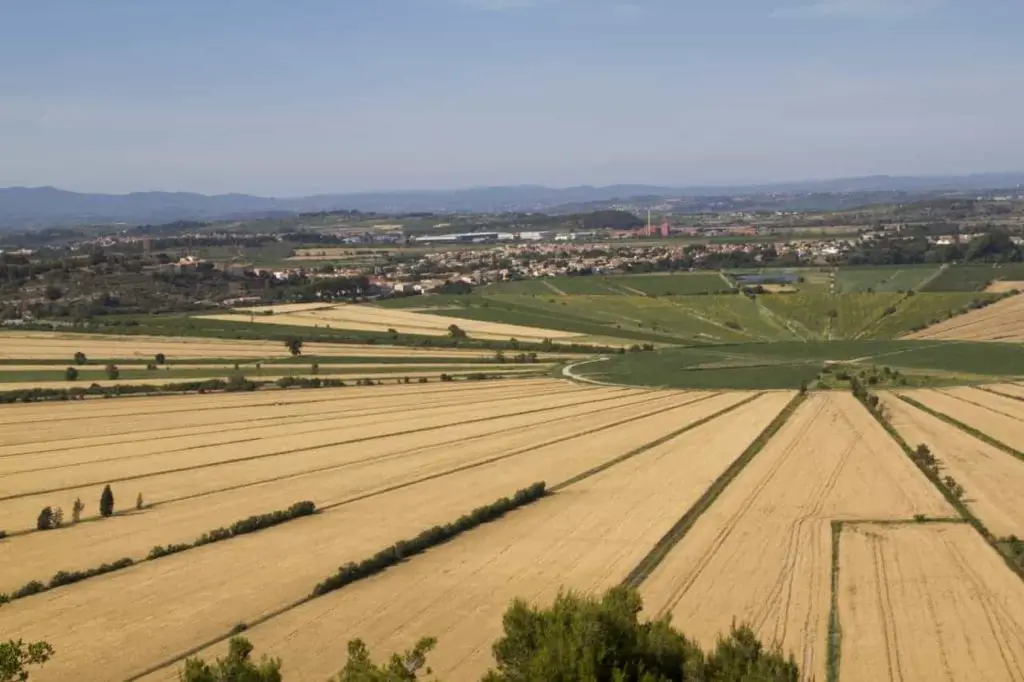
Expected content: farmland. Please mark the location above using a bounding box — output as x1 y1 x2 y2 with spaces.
5 275 1024 681
837 523 1024 682
902 292 1024 342
637 392 954 681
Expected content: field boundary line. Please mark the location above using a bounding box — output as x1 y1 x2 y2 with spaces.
896 394 1024 463
550 392 763 492
827 520 842 682
978 385 1024 403
856 391 1024 583
620 390 807 588
561 357 613 385
0 387 652 505
930 387 1024 422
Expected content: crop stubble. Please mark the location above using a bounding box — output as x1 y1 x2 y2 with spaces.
136 391 792 682
838 523 1024 682
903 294 1024 342
0 387 657 591
898 388 1024 453
638 392 953 681
0 387 744 681
878 393 1024 537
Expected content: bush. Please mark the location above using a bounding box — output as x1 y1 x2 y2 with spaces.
48 558 134 589
74 351 87 365
155 353 166 365
104 364 120 380
65 366 79 381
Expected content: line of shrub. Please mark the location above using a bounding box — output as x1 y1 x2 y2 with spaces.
1 557 136 606
312 483 545 598
149 501 316 559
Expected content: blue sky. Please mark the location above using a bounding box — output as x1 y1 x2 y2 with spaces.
0 0 1020 195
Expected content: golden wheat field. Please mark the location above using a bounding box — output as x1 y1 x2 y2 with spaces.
902 293 1024 342
198 304 581 342
2 372 1024 682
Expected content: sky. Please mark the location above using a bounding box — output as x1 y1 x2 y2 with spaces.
0 0 1021 196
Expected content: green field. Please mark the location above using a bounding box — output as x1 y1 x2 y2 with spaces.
920 264 1024 292
835 265 939 293
487 272 733 297
572 340 1024 389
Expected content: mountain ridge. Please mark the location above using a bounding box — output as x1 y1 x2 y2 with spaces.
2 172 1023 230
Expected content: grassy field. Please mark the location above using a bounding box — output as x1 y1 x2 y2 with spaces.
835 265 940 293
487 272 733 297
572 340 1024 389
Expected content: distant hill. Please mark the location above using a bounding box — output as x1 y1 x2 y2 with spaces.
1 172 1022 230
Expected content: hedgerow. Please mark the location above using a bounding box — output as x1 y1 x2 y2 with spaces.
313 483 545 598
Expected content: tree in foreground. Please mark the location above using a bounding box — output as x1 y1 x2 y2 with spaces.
327 588 799 682
99 485 115 517
178 637 281 682
0 639 54 682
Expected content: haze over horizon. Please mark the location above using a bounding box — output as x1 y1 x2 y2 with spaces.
2 0 1021 196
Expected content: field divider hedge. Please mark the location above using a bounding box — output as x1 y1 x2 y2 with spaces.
897 394 1024 463
0 501 316 608
855 391 1024 582
620 391 807 588
0 387 659 506
826 520 842 682
124 483 548 681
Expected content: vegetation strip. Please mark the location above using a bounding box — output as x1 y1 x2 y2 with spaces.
0 388 649 504
978 385 1024 404
826 520 842 682
124 483 549 681
550 392 764 492
0 501 316 607
896 394 1024 463
619 390 807 588
855 391 1024 581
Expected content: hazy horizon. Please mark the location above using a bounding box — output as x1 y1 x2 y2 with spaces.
2 1 1021 196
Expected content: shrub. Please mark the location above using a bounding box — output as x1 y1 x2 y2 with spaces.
65 366 79 381
136 493 144 510
74 351 87 365
104 364 119 380
155 353 166 365
71 497 84 523
11 581 46 599
48 558 134 589
36 507 54 531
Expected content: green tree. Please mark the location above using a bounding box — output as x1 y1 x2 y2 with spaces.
73 351 86 365
285 338 304 356
64 367 78 381
447 325 467 339
155 353 167 365
36 507 54 531
333 638 438 682
99 485 115 518
179 637 281 682
0 639 54 682
105 364 120 380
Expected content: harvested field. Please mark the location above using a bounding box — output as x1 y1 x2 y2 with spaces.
0 331 543 361
838 523 1024 682
903 294 1024 342
137 391 792 682
639 392 953 681
987 383 1024 400
879 393 1024 536
199 304 582 342
0 384 754 682
984 281 1024 293
898 387 1024 453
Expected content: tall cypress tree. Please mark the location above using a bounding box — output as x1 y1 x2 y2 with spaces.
99 484 115 517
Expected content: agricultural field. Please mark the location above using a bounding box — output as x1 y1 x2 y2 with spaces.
835 265 940 293
920 264 1024 292
6 285 1024 681
638 393 954 681
198 303 583 343
878 393 1024 536
487 272 734 297
837 523 1024 682
902 292 1024 342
